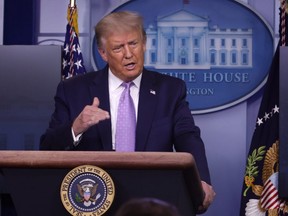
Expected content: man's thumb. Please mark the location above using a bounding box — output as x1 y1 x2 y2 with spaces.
92 97 100 107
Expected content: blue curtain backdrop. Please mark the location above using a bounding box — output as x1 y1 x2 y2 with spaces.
3 0 36 45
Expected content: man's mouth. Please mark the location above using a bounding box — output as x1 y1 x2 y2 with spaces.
125 62 136 70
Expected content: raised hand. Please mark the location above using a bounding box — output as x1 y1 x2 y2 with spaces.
72 97 110 136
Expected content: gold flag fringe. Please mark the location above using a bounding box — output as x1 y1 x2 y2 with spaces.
67 5 79 36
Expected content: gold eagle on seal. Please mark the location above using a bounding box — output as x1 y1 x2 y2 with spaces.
76 183 100 207
243 140 288 215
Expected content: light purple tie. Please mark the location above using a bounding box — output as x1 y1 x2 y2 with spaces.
115 82 136 152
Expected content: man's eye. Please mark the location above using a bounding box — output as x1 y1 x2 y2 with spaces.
113 47 122 52
130 42 138 47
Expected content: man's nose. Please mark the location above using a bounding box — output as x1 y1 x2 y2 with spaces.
123 45 133 59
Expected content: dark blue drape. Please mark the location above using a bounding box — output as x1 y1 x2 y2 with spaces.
3 0 36 45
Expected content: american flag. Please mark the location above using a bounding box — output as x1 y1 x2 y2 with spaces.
62 4 86 79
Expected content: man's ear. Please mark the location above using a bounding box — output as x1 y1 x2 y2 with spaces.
143 43 146 52
98 48 108 62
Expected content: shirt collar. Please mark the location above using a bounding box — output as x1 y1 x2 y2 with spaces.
108 68 142 91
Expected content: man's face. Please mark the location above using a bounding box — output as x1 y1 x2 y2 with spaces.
98 30 146 82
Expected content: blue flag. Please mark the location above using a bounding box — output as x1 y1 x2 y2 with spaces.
240 44 288 215
62 5 86 79
240 2 288 214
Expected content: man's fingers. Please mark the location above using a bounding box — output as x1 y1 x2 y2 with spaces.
197 181 216 213
73 98 110 135
90 97 110 120
97 109 110 121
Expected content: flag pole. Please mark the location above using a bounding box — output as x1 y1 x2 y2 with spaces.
70 0 75 8
280 0 286 46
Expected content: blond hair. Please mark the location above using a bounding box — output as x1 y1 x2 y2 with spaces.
95 11 146 48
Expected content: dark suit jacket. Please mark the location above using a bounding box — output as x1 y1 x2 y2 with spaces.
40 66 211 183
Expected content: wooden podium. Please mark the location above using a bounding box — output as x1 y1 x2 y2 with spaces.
0 151 204 216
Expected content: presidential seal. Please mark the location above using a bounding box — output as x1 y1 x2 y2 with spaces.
60 165 115 216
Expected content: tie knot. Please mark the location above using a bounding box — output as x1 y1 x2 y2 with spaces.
122 82 133 89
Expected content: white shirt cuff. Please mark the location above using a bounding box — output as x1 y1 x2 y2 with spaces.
71 128 82 146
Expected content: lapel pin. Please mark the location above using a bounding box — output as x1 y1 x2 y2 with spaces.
150 90 156 95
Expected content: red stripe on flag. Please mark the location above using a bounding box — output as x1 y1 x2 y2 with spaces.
260 180 280 209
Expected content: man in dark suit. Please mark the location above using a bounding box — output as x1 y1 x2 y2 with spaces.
40 10 215 212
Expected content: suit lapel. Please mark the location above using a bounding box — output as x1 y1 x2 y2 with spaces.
136 69 158 151
89 67 113 150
